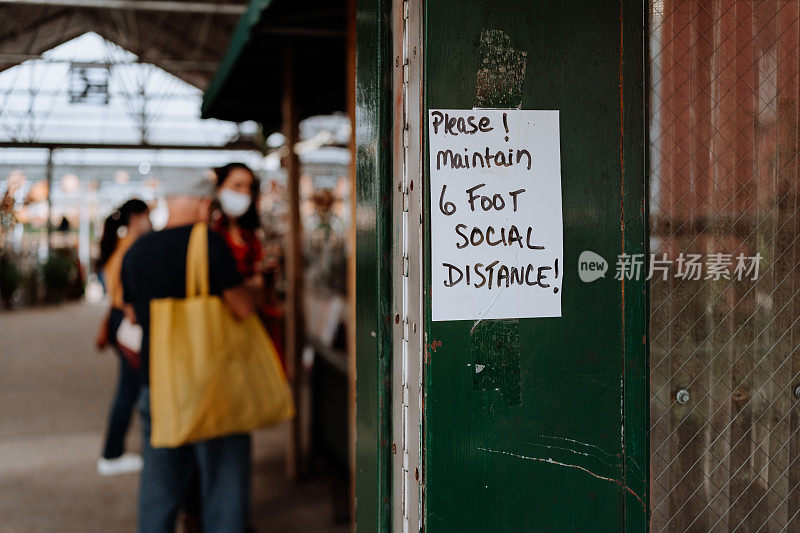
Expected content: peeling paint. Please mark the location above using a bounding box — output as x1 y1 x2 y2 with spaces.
523 441 618 470
474 29 527 109
537 434 618 460
471 319 521 406
477 447 646 511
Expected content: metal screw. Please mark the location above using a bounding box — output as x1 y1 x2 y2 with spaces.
793 385 800 399
676 389 690 405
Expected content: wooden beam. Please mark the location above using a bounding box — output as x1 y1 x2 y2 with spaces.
0 10 90 70
45 147 53 253
255 26 346 38
282 46 303 481
0 54 220 69
0 0 247 15
0 7 77 45
127 12 233 87
346 0 356 527
0 140 259 150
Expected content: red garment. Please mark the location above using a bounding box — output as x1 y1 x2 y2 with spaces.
212 223 263 278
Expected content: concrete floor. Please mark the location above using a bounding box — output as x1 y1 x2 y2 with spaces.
0 302 348 532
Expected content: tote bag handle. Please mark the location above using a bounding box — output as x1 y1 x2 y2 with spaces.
185 223 210 298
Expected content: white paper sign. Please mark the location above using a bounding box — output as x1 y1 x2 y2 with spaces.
429 109 563 321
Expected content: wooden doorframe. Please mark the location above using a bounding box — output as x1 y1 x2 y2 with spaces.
390 0 424 531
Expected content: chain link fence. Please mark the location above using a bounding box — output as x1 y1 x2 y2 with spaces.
650 0 800 531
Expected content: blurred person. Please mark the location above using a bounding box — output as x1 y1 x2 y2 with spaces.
211 163 264 285
95 199 151 476
212 162 285 363
176 163 265 529
121 175 255 533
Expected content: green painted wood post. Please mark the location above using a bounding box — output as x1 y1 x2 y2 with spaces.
354 0 394 530
421 1 648 531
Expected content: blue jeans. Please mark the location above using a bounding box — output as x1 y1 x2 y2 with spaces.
137 387 251 533
102 308 141 459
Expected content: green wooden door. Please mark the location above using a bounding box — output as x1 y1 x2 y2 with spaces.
355 0 648 531
421 1 648 531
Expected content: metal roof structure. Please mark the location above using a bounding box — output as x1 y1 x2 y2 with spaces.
0 7 266 255
0 2 263 150
0 0 247 89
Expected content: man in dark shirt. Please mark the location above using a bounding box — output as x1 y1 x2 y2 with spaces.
122 175 254 533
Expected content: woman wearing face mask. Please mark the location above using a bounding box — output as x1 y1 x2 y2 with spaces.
212 163 265 289
95 199 151 475
212 164 288 365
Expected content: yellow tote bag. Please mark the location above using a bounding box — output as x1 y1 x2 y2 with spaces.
149 223 294 448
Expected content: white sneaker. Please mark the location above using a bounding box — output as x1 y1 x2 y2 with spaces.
97 453 143 476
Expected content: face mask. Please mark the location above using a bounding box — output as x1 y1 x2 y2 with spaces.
218 189 251 218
